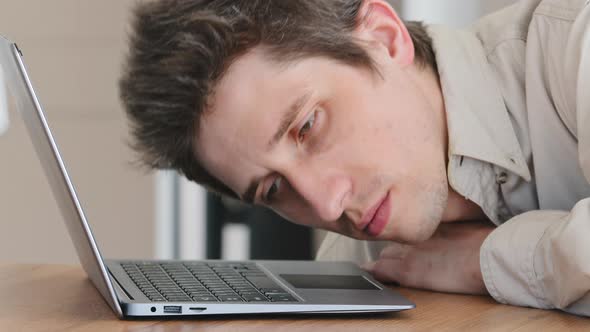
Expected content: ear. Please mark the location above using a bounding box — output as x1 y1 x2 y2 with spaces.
354 0 415 67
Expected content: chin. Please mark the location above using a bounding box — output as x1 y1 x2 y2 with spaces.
381 216 441 244
395 181 449 243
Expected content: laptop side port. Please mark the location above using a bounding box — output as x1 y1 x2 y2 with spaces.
163 305 182 314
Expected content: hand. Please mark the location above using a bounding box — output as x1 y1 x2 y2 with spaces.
362 221 494 295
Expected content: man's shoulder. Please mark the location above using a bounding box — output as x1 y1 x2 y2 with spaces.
524 0 590 182
534 0 589 19
467 0 590 183
471 0 587 56
527 0 589 140
470 0 540 56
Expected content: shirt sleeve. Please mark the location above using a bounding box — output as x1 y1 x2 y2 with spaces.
480 1 590 316
480 202 590 316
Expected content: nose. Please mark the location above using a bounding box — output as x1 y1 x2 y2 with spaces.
282 163 351 222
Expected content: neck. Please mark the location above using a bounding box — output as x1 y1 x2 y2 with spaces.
407 63 486 222
441 187 486 222
406 63 447 159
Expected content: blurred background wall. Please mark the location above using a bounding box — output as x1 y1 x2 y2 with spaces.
0 1 153 264
390 0 518 26
0 0 518 265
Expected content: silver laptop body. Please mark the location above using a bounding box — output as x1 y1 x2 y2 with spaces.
0 35 415 318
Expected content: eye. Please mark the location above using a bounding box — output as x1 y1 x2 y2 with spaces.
298 110 316 142
264 177 282 203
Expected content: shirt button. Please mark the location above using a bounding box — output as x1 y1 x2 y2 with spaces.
496 172 508 185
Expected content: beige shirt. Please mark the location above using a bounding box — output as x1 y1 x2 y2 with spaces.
317 0 590 316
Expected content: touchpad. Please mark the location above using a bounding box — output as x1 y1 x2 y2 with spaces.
280 274 380 290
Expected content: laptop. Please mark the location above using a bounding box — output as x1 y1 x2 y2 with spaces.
0 35 415 318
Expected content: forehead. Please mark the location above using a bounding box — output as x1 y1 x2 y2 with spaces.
194 48 313 192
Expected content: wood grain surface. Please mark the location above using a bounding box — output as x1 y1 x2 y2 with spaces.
0 264 587 331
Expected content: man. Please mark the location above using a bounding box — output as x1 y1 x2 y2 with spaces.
119 0 590 316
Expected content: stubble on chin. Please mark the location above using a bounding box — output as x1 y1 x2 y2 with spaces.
394 176 448 244
419 177 449 240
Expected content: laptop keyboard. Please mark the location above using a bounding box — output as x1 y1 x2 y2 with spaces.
120 262 298 303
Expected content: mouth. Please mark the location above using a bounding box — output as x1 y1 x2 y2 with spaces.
359 191 391 237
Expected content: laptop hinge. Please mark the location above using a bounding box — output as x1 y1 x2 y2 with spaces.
108 268 134 301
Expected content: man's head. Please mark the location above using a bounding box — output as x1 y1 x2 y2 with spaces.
120 0 449 243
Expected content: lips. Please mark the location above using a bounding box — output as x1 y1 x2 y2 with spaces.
359 191 391 237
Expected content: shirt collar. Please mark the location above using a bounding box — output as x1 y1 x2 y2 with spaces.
427 24 532 182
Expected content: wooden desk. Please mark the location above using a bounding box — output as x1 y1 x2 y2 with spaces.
0 264 587 331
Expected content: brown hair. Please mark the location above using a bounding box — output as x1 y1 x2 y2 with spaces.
119 0 435 198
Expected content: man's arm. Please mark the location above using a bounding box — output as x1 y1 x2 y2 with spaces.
363 221 494 295
481 1 590 316
480 202 590 315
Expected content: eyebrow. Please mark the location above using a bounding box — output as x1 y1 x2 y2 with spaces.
242 91 312 204
267 90 313 150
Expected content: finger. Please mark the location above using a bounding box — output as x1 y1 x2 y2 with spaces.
370 258 404 284
373 257 431 290
360 261 376 272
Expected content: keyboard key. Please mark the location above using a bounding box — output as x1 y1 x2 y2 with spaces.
177 282 203 287
174 276 197 281
232 284 256 289
210 288 236 293
218 295 244 302
268 294 298 302
234 284 260 290
238 291 264 297
185 288 209 293
260 288 287 294
166 296 192 302
182 286 207 291
241 272 266 277
149 296 166 301
244 276 280 289
243 295 268 302
163 293 189 298
204 283 226 288
192 296 218 302
160 289 186 294
213 292 239 298
143 288 159 293
227 280 251 285
187 294 211 299
172 276 195 281
156 286 182 291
